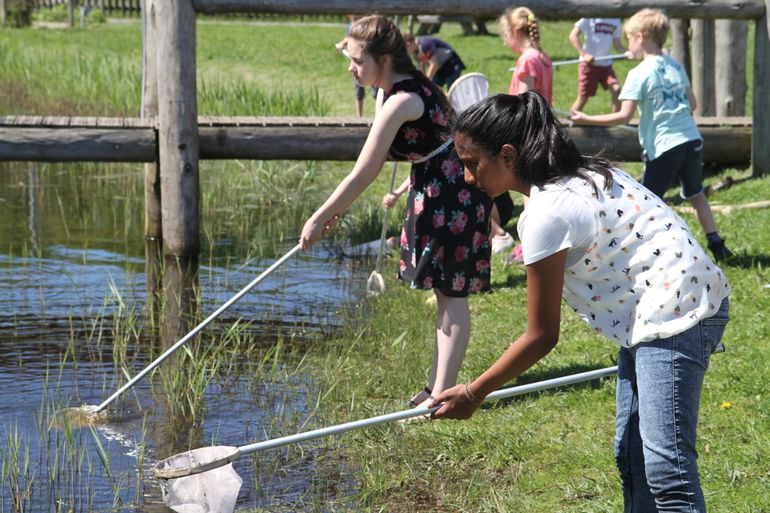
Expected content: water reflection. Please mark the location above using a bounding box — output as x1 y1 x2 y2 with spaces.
0 162 370 512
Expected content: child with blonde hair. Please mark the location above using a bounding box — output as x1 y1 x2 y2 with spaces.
499 7 553 104
571 8 733 261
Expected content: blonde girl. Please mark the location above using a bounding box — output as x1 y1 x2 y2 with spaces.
499 7 553 104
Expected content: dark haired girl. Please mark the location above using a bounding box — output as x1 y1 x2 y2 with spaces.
432 92 730 512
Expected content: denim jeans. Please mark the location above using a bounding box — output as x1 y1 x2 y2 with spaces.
615 298 729 512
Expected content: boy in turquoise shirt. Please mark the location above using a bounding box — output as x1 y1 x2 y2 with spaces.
570 8 732 261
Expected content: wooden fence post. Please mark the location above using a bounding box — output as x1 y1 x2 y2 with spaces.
753 0 770 176
156 0 200 259
142 0 161 242
691 19 716 116
142 0 162 306
670 19 691 79
715 20 747 116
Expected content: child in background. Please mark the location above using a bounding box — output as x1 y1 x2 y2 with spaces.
499 7 553 103
404 35 466 89
431 92 730 513
569 18 628 113
570 9 733 261
336 15 372 116
302 16 493 413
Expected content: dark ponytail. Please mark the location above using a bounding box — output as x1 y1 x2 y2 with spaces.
455 92 613 191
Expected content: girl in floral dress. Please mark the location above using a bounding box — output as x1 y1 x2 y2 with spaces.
300 15 492 410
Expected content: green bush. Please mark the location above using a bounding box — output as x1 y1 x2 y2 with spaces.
31 4 68 23
85 8 105 24
6 2 32 27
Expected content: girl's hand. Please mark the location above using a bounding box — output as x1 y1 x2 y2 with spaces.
429 384 480 420
568 110 588 123
300 214 340 250
382 191 400 209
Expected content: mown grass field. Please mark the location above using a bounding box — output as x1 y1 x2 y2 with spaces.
1 17 768 513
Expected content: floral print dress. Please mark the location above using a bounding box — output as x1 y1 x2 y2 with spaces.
385 78 492 297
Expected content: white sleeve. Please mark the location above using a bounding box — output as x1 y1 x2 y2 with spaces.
519 212 572 265
517 188 596 266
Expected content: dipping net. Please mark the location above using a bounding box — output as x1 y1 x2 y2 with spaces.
447 72 489 114
156 446 242 513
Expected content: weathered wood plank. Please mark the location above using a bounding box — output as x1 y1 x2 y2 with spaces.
0 128 157 162
715 20 748 116
692 19 717 116
753 3 770 176
194 125 751 165
192 0 766 19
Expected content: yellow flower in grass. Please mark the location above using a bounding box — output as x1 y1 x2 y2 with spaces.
719 401 733 410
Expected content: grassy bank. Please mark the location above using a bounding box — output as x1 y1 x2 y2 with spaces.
2 18 768 512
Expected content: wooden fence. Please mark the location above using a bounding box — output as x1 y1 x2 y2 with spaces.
32 0 141 15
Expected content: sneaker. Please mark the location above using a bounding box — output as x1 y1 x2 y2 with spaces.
708 239 734 262
491 232 515 255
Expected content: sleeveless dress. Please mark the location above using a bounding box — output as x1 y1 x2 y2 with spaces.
384 78 492 297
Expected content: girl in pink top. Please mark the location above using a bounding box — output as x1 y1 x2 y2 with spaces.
499 7 553 104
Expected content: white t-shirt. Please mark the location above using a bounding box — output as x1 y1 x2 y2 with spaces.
575 18 621 67
517 168 730 347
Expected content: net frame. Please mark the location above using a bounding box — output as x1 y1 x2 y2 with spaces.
447 72 490 114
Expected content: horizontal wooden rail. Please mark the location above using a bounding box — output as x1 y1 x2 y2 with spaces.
193 0 766 20
0 117 751 165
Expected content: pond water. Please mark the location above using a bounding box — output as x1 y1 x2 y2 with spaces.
0 162 369 512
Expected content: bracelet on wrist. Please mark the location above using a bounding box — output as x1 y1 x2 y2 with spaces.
464 382 483 406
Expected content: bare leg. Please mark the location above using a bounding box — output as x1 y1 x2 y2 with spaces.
490 204 505 237
422 290 471 403
689 191 717 234
609 83 621 113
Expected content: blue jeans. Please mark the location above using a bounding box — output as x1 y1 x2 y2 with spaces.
615 298 729 512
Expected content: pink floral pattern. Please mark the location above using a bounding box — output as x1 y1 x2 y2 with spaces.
384 78 492 297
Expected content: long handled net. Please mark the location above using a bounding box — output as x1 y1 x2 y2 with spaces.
62 244 302 425
153 366 618 513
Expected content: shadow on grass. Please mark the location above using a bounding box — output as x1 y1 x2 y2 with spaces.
719 253 770 269
481 361 617 411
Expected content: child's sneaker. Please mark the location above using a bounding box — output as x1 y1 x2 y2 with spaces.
707 238 734 262
491 232 515 255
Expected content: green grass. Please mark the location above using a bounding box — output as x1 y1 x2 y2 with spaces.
2 18 768 513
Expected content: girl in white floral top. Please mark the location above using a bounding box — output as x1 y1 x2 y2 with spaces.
432 92 730 512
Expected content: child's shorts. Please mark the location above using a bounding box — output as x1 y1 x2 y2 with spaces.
577 62 619 98
642 139 704 199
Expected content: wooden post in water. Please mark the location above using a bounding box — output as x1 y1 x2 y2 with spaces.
754 0 770 176
715 20 747 117
156 0 199 260
155 0 200 348
691 19 716 116
142 0 163 313
670 19 691 79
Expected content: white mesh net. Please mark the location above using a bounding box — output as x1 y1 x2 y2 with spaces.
448 73 490 114
157 446 243 513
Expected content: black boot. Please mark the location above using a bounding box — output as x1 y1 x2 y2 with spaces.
707 237 734 262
